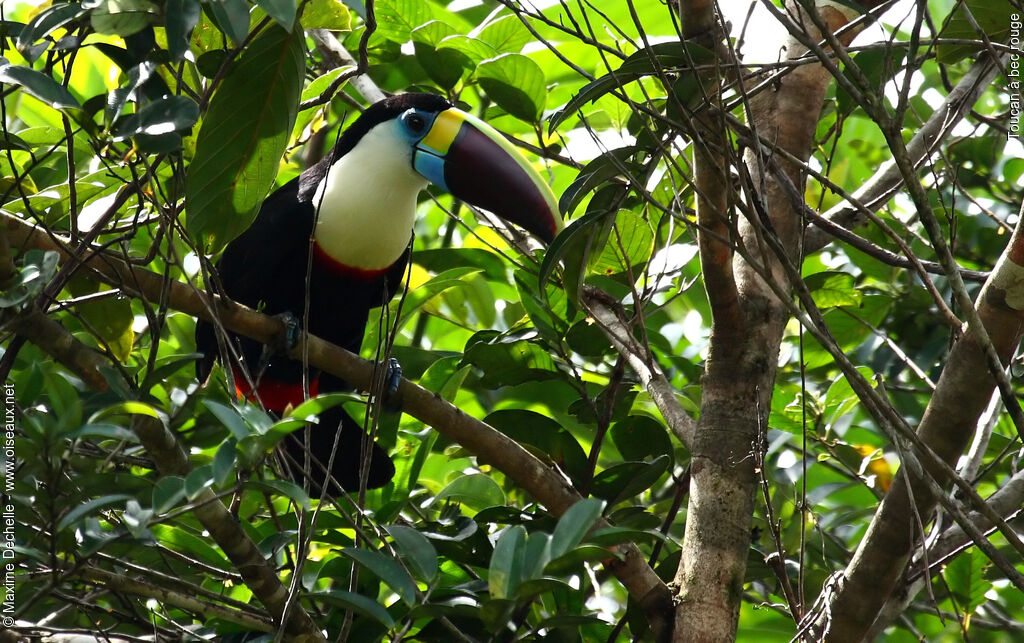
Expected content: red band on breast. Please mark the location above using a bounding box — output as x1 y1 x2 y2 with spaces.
312 242 391 282
234 368 319 411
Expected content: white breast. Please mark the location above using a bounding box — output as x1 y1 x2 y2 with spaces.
312 120 428 270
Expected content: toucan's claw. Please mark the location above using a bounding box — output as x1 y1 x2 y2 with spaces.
276 312 301 351
382 357 403 412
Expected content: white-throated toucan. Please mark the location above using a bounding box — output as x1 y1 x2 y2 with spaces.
195 93 560 492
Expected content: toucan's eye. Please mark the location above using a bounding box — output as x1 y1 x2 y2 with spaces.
402 110 428 135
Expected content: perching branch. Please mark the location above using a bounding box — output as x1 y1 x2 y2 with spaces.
2 211 673 640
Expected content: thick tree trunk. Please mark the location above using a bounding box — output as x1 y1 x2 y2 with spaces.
673 2 863 639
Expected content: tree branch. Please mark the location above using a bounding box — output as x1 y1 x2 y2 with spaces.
2 211 673 640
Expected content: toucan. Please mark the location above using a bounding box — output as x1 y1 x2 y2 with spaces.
195 93 560 492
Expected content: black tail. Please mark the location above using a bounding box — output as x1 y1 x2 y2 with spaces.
281 405 395 493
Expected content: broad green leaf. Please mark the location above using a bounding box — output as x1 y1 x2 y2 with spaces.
477 15 531 53
56 494 133 530
202 400 253 441
537 193 621 304
489 525 526 599
435 473 505 511
152 476 187 514
206 0 250 45
341 547 418 606
589 209 654 276
255 0 298 32
375 0 432 43
550 498 605 558
475 53 546 123
485 410 588 484
544 544 619 575
313 590 396 627
184 464 215 499
247 479 311 509
89 401 162 422
591 455 671 505
0 60 81 111
301 0 352 30
186 24 305 252
550 41 713 132
412 21 467 89
88 0 158 36
385 525 439 582
65 423 137 441
165 0 201 60
559 146 641 216
937 0 1015 63
437 34 498 64
946 547 992 614
150 524 232 568
462 330 562 389
67 276 135 362
610 416 673 463
17 3 87 62
212 439 238 485
806 271 863 309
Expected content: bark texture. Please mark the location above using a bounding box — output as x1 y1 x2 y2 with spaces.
811 216 1024 642
673 3 860 640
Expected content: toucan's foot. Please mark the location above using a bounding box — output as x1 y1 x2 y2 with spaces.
276 311 301 351
257 312 301 376
382 357 403 412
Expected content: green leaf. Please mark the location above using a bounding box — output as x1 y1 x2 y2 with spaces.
152 476 187 514
550 498 605 558
246 479 311 509
66 276 135 362
946 547 992 614
186 24 305 252
374 0 432 43
559 146 640 216
311 590 396 627
477 15 531 53
544 544 618 575
806 271 863 309
56 494 133 531
550 41 713 132
590 209 654 276
485 410 588 484
65 423 137 441
165 0 201 61
206 0 250 45
17 3 87 62
301 0 352 30
475 53 546 123
341 547 418 606
88 0 159 36
437 34 498 65
591 455 671 505
255 0 298 32
611 416 673 463
489 525 525 599
384 525 439 582
212 439 238 485
462 331 562 389
434 473 505 511
412 21 467 89
184 464 214 499
937 0 1016 63
0 60 82 111
151 524 232 569
537 192 621 304
202 400 253 441
89 401 162 423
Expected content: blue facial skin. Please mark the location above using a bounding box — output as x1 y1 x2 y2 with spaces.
400 108 451 192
